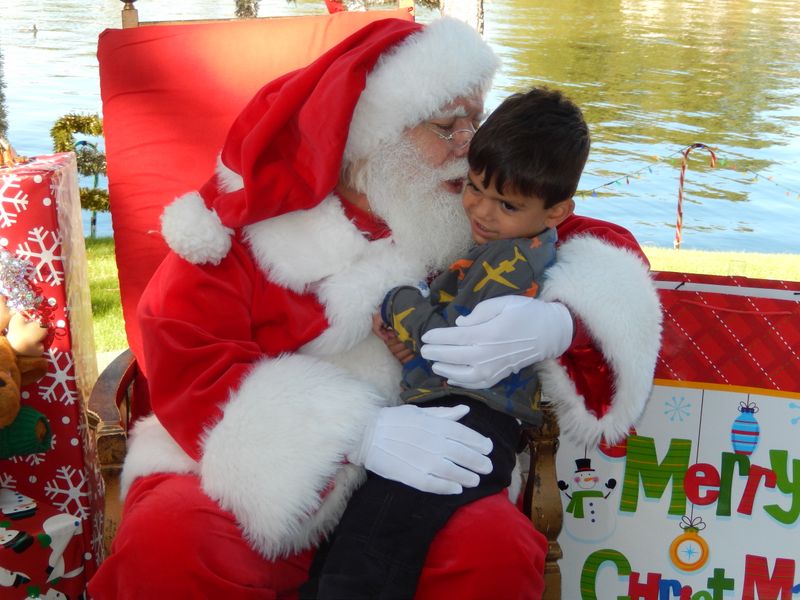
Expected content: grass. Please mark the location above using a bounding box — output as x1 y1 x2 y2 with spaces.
85 236 127 352
84 237 799 353
643 246 800 281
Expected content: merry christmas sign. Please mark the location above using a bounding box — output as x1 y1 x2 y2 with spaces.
556 272 800 600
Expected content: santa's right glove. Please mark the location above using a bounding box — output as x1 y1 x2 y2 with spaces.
349 404 493 495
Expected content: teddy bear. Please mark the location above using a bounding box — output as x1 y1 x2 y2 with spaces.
0 252 51 460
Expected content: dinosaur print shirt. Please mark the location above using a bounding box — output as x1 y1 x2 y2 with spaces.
380 228 557 425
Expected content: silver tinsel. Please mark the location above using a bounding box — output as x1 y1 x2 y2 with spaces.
0 247 43 314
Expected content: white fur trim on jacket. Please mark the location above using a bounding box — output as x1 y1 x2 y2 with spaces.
537 236 663 447
242 193 429 357
200 353 387 559
244 196 371 294
302 239 425 356
119 414 200 499
344 17 498 164
160 191 233 265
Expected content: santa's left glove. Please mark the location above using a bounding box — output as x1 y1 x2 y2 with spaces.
420 296 574 389
349 404 493 495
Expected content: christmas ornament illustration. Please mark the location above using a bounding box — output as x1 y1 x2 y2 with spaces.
558 456 617 542
731 399 760 456
669 515 709 572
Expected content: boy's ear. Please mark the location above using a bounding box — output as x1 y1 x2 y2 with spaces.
544 198 575 228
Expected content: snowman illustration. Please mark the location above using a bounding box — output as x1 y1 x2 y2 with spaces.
41 512 84 583
0 523 33 553
0 488 38 520
0 565 31 588
26 586 69 599
558 457 617 542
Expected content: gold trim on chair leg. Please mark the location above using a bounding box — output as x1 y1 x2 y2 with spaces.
524 402 563 599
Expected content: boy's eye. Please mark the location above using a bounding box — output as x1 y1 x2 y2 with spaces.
500 201 518 212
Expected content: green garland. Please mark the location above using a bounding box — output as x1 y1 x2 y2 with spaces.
79 187 110 213
50 113 109 213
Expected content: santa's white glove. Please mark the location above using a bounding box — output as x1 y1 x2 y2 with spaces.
350 404 493 495
420 296 574 389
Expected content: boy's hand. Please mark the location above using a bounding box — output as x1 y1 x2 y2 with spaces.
7 312 48 356
372 313 414 364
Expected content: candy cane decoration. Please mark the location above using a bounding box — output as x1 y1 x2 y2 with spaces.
674 143 717 249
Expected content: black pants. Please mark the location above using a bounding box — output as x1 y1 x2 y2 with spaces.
299 395 522 600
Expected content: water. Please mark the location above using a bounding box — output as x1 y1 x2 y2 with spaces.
1 0 799 252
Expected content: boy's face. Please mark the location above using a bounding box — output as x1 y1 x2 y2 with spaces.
462 170 574 244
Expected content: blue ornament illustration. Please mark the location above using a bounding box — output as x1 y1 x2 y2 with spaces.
731 399 759 456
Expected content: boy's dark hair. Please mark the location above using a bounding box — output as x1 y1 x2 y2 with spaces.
468 87 590 208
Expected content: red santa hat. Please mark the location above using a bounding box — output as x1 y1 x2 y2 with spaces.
162 17 499 265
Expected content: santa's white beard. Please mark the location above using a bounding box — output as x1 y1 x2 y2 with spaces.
361 138 473 273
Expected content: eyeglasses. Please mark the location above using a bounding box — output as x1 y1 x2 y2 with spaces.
424 123 476 150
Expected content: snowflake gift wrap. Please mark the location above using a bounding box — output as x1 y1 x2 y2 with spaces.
0 153 102 593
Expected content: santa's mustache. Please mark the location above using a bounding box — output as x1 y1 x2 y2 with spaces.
364 138 473 273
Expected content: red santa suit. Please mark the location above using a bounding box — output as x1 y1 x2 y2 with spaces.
89 17 661 600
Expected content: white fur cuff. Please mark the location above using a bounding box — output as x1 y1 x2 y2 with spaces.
120 415 200 499
539 235 663 446
200 353 385 559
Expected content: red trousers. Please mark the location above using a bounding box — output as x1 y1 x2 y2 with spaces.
88 473 546 599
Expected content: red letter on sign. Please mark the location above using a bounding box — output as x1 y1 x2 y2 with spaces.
685 463 720 505
738 465 776 515
742 554 795 600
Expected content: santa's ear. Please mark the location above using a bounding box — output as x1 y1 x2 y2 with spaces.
18 356 48 386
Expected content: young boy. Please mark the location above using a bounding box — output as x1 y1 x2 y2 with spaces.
302 86 590 600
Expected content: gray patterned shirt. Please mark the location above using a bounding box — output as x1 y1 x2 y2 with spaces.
380 228 557 425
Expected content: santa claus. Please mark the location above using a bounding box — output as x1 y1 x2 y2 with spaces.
89 17 661 599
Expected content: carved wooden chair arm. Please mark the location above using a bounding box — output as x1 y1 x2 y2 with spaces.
86 348 138 557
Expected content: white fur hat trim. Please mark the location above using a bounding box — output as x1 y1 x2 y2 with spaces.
344 17 498 163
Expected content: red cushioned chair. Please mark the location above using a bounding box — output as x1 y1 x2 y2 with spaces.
89 4 564 596
90 0 415 555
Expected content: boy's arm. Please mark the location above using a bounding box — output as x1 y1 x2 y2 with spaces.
381 283 451 354
383 239 551 351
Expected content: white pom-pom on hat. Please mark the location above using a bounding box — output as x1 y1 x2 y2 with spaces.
161 191 233 266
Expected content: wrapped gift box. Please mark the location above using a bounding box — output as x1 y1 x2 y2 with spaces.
0 488 85 598
0 153 103 591
556 273 800 599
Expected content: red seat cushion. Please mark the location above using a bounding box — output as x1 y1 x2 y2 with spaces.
97 9 413 361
